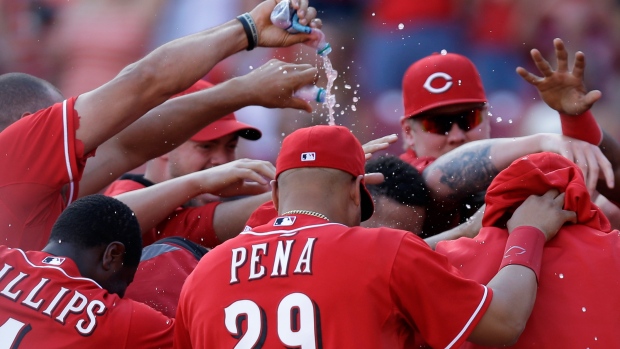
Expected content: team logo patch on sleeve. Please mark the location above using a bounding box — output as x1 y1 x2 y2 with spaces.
42 256 66 265
301 152 316 161
274 216 296 226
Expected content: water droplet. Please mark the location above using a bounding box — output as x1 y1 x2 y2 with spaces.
352 97 359 102
440 49 448 55
372 12 376 16
508 119 513 124
249 65 254 70
465 204 471 209
283 70 288 74
559 273 564 279
582 307 586 312
496 117 503 123
351 105 357 111
398 23 404 30
344 84 351 89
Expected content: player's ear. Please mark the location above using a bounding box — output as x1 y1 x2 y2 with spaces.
271 180 279 212
350 175 362 207
101 242 126 273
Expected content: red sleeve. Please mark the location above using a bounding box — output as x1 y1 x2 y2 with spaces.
390 233 492 348
103 179 147 196
144 202 222 247
173 301 193 349
123 301 174 348
0 97 91 203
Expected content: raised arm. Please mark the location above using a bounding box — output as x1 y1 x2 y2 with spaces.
72 0 320 155
80 59 317 195
114 159 275 233
423 133 612 206
468 190 575 346
517 37 617 192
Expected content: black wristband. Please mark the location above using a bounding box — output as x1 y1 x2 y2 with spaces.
236 13 258 51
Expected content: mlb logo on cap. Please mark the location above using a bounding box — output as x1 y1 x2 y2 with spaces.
42 256 65 265
301 152 316 161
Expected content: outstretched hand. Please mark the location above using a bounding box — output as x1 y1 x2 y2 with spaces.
516 38 602 115
194 158 275 198
507 190 576 241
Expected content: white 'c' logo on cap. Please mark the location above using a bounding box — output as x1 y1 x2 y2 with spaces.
423 72 453 94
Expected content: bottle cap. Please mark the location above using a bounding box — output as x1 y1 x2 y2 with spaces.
315 88 326 103
317 42 332 56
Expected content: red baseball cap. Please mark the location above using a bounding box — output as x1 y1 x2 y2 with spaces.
401 52 487 122
276 125 374 221
172 80 261 142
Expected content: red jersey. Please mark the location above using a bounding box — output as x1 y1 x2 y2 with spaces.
0 98 92 250
104 174 221 247
399 149 436 173
174 215 492 349
0 246 173 348
125 237 208 318
436 152 620 348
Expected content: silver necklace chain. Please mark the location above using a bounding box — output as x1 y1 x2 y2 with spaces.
281 210 329 221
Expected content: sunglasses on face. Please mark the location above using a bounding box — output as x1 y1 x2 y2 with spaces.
416 107 485 135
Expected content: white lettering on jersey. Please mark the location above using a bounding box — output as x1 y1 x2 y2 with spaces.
294 238 316 274
423 72 453 94
42 287 70 316
271 240 295 277
249 243 268 280
0 259 109 337
1 272 28 300
229 237 317 283
0 263 14 281
230 248 248 284
56 291 88 324
22 278 50 310
76 300 107 336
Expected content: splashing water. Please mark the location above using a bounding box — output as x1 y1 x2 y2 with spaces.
322 55 338 126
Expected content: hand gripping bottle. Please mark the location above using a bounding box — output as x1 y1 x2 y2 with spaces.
270 0 332 56
294 85 326 103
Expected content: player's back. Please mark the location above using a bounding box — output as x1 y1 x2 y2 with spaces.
0 246 173 348
175 214 490 349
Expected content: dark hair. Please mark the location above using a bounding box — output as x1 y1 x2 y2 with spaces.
365 155 429 207
0 73 63 131
50 195 142 267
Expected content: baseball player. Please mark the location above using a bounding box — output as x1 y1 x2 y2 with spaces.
0 0 322 251
0 195 173 348
399 39 614 236
104 80 273 247
435 152 620 348
173 125 575 348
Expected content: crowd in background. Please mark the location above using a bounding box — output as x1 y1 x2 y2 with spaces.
2 0 620 163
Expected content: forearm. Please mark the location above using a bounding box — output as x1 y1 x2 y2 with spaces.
468 265 537 346
213 192 272 242
114 173 204 232
424 134 544 202
74 20 247 153
424 223 472 250
108 77 251 169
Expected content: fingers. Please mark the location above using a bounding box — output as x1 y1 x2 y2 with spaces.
542 188 561 200
554 38 569 72
583 90 603 106
298 6 317 26
572 51 586 80
363 172 385 185
561 209 577 225
515 66 541 85
530 48 554 77
593 147 615 189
